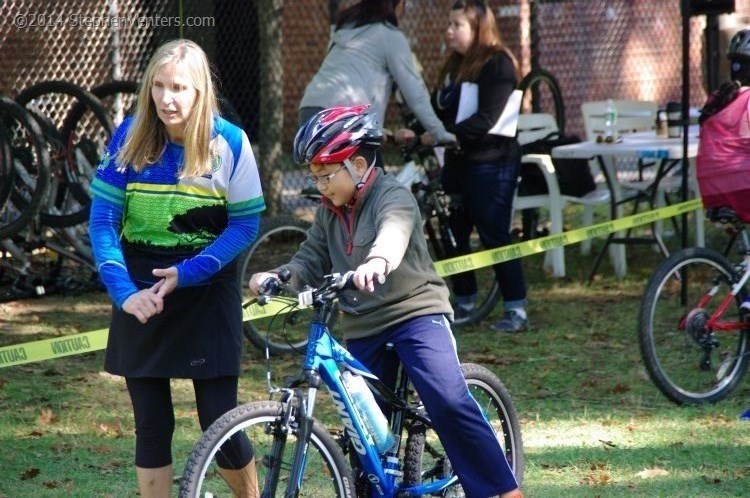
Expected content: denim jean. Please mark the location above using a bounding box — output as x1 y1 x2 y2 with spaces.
443 158 527 307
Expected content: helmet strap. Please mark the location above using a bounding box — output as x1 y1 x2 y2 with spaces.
345 156 378 190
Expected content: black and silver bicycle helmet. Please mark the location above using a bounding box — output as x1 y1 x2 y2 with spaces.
728 28 750 61
293 104 382 165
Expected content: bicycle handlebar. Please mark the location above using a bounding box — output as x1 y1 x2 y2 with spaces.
257 270 358 309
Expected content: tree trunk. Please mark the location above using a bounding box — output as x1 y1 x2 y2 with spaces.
257 0 285 215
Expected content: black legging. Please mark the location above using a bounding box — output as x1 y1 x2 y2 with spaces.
126 376 253 469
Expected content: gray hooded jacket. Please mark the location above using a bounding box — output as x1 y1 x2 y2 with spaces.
278 171 453 340
300 22 453 143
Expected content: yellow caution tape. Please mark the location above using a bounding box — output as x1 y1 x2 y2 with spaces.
433 198 702 276
0 328 109 368
241 296 298 322
0 198 702 368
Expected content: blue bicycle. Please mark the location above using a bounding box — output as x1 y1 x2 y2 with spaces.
179 271 523 497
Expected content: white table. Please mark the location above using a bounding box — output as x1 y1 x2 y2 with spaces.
551 127 699 279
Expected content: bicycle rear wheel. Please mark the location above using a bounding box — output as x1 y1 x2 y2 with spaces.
402 363 523 493
239 216 325 355
638 247 750 404
16 79 114 228
0 96 51 240
425 216 502 327
0 119 13 213
179 400 354 497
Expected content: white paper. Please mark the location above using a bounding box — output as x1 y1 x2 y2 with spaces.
488 89 522 137
455 82 479 123
455 83 522 137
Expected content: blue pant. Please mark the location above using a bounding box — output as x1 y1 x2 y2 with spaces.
346 314 519 497
444 159 527 308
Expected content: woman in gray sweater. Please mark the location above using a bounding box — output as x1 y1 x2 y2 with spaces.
299 0 455 144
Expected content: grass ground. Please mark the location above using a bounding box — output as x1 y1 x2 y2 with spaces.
0 209 748 497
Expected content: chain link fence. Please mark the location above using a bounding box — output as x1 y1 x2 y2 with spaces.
2 0 748 215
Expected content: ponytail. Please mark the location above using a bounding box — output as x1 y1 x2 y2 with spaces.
699 81 741 125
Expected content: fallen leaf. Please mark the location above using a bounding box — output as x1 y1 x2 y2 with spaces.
636 468 669 479
582 472 612 486
607 383 630 394
20 467 40 480
97 422 123 438
51 443 72 454
38 408 57 425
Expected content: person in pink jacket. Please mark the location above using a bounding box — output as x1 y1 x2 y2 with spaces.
696 28 750 225
696 30 750 421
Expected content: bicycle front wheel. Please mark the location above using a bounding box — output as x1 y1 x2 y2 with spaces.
180 400 354 497
239 216 321 355
402 363 523 494
638 247 750 405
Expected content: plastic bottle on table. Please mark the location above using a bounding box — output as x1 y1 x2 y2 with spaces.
604 98 618 140
341 370 395 454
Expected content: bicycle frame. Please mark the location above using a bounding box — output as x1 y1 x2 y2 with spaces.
270 290 459 497
678 233 750 334
395 143 458 262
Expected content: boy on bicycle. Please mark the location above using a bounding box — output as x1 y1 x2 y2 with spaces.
249 105 521 498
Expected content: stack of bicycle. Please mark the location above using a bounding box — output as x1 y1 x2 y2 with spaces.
0 79 138 301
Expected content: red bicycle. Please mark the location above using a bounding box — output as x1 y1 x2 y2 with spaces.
638 207 750 404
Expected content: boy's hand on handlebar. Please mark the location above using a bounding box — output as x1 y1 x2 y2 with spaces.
249 272 278 295
353 258 387 292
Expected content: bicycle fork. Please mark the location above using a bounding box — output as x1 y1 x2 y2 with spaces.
283 371 322 498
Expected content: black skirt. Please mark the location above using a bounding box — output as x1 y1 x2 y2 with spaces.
104 244 244 379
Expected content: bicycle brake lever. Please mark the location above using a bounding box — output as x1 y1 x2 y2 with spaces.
257 295 272 306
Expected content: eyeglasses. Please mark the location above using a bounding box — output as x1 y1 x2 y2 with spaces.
306 164 346 186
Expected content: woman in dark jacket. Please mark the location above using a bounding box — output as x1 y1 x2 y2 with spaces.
432 0 528 333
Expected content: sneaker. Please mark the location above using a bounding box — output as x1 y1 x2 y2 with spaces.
741 408 750 421
453 305 475 321
491 310 528 333
741 298 750 311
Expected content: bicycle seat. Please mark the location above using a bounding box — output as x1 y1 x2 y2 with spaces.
706 206 744 226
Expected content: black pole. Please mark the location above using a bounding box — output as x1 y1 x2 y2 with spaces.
329 0 339 24
705 14 721 93
681 0 690 251
530 0 540 113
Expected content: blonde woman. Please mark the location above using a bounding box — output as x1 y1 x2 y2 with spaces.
89 39 264 497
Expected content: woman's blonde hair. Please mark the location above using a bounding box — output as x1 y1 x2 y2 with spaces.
437 1 519 85
118 39 219 177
